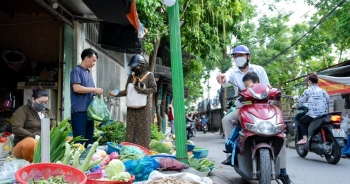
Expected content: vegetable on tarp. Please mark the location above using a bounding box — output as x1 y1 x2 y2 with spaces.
149 140 171 154
87 94 111 122
105 159 126 179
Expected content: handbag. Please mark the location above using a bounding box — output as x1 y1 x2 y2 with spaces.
126 72 150 108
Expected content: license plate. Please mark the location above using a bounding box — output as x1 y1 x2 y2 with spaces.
332 129 346 137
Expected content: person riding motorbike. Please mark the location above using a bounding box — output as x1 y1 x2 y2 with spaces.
201 115 208 132
216 45 293 184
295 74 330 144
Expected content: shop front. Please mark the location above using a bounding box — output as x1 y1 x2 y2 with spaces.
0 0 66 124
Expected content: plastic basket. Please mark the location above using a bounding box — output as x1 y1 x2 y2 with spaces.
86 172 135 184
120 142 151 155
15 163 87 184
187 144 195 151
200 149 209 158
107 142 122 154
192 150 203 159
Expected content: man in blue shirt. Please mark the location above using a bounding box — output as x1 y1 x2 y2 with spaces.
70 48 103 145
201 115 208 125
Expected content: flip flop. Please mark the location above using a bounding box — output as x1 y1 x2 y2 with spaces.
297 140 307 144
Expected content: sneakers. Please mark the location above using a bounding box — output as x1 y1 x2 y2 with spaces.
277 175 294 184
221 155 232 165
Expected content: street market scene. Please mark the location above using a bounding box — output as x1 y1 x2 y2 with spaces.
0 0 350 184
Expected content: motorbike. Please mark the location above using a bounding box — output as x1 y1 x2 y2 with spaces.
202 124 208 134
226 83 285 184
186 118 196 140
294 106 347 164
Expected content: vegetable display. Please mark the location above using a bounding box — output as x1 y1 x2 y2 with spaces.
105 159 126 179
149 140 172 154
33 120 86 163
151 124 165 141
28 176 69 184
94 121 126 145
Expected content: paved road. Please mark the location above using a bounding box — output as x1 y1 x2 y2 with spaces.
191 131 350 184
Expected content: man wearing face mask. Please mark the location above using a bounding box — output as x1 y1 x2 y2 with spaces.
217 45 270 141
217 45 293 184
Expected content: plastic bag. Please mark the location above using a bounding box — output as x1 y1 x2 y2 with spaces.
120 146 145 156
158 157 188 171
124 156 159 182
87 95 111 122
0 159 30 182
145 171 213 184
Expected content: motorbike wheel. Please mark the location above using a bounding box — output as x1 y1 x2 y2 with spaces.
287 123 294 137
295 135 308 157
258 148 271 184
325 133 341 165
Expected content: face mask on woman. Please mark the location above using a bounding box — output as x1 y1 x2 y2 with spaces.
33 101 46 112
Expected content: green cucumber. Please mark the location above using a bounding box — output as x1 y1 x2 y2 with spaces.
72 151 80 168
79 141 99 172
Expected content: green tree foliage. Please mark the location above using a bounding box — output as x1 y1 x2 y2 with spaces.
136 0 255 105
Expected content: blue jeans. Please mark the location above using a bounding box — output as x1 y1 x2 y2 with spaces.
71 111 94 146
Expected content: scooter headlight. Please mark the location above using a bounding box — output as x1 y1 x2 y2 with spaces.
248 114 283 135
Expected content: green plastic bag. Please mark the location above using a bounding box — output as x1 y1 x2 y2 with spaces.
87 94 110 122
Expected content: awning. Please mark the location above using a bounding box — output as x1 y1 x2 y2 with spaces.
82 0 141 33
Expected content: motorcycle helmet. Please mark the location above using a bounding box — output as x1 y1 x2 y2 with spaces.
231 45 250 56
128 54 146 67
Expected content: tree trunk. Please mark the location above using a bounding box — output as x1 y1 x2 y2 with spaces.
219 86 227 134
338 49 343 63
155 76 164 131
148 33 162 125
160 82 169 132
149 33 161 73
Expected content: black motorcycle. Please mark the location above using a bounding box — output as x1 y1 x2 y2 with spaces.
186 117 196 140
294 106 347 164
202 124 208 134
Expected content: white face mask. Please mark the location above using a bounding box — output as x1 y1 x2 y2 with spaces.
308 81 313 86
234 57 247 67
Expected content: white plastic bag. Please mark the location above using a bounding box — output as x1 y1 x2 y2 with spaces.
142 171 213 184
0 159 30 183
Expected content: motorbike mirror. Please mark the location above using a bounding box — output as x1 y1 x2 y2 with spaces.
228 81 241 92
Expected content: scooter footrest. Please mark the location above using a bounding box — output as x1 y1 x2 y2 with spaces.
223 150 231 153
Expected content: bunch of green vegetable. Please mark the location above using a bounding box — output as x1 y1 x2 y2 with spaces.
188 158 214 172
60 140 102 172
151 124 165 141
149 140 171 154
33 120 86 163
28 176 69 184
94 121 126 145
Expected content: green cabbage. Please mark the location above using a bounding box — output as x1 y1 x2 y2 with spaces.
111 172 131 181
105 159 126 179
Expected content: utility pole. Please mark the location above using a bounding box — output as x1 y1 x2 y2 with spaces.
168 0 188 164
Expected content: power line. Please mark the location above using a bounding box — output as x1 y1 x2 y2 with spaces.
261 0 347 66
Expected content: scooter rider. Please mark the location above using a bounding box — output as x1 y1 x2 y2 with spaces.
295 74 330 144
216 45 293 184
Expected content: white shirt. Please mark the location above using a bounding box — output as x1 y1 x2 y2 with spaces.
297 84 330 118
221 64 270 108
